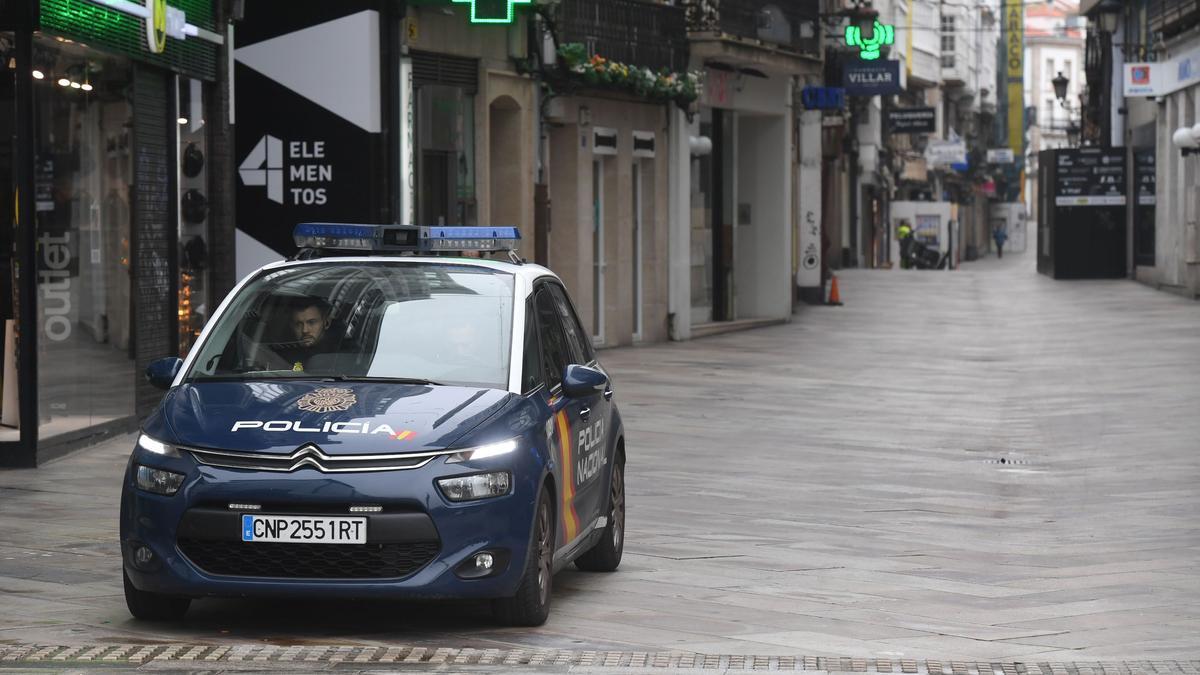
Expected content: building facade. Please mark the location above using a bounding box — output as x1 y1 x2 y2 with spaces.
0 0 232 466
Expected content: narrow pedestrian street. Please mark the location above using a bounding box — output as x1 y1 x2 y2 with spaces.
1 253 1197 667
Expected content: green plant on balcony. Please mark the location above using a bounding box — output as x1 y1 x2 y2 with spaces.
556 42 701 108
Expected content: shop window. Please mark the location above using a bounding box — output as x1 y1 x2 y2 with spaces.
177 77 209 356
31 36 135 440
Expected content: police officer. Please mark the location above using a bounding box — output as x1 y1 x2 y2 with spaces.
276 297 336 371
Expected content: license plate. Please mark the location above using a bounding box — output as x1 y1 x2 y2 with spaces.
241 515 367 544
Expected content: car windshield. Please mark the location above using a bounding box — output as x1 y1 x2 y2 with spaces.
184 262 515 390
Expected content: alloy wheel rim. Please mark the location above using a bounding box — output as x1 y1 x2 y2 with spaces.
611 463 625 549
535 501 551 605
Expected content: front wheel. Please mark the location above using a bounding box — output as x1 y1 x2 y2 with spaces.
575 454 624 572
123 570 190 621
493 486 554 626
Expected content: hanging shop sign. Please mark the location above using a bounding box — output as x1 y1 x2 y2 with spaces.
1004 0 1024 160
1124 49 1200 97
987 148 1015 164
925 139 966 167
886 107 935 133
844 21 895 61
452 0 530 24
1054 149 1126 207
843 59 903 96
801 86 845 111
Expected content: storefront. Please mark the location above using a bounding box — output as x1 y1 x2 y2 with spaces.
1 0 228 466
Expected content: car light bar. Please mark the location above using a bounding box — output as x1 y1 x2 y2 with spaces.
294 223 521 254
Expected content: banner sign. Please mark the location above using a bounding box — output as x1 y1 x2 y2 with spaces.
1005 1 1024 160
887 107 935 133
1054 149 1126 206
1124 49 1200 97
843 59 903 96
987 148 1015 164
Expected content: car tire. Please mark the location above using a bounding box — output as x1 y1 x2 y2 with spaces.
493 486 554 627
574 453 624 572
123 570 190 621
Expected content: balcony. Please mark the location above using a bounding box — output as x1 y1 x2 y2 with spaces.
1148 0 1200 39
681 0 821 58
558 0 689 73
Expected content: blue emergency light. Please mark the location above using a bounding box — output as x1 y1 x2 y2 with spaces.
294 223 521 255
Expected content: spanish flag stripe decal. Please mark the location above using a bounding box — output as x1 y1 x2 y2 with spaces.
555 410 579 542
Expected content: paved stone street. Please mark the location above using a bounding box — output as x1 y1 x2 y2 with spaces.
0 252 1198 669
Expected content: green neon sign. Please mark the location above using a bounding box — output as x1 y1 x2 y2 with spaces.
451 0 531 24
845 21 895 61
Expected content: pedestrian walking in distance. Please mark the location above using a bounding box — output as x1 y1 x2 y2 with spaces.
993 226 1008 259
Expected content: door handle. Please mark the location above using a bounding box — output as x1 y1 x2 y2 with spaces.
579 407 591 421
603 389 613 401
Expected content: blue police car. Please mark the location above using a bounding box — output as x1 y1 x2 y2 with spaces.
120 224 626 626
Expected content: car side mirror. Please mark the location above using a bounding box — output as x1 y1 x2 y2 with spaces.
562 364 607 399
146 357 183 391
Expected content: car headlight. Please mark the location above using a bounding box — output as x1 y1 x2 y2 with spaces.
445 438 518 464
437 472 511 502
135 465 185 496
137 433 181 458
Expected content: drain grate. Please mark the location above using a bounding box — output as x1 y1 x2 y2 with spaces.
0 643 1194 673
986 457 1031 466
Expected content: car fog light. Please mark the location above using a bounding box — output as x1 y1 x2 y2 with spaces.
436 472 511 502
475 552 494 570
134 546 154 566
135 465 185 496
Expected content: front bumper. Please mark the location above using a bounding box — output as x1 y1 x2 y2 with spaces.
120 446 542 600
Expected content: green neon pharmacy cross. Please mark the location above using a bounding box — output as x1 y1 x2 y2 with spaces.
451 0 532 24
845 21 896 60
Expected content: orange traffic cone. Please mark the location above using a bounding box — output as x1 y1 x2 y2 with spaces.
827 274 844 306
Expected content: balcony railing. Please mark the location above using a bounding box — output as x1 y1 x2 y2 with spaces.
558 0 689 73
682 0 821 57
1148 0 1200 38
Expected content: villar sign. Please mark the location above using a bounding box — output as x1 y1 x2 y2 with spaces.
843 59 903 96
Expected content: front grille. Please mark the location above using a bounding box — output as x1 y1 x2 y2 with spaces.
178 539 440 579
187 443 448 473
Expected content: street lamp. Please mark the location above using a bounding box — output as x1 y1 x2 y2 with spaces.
1095 0 1121 33
1052 71 1070 103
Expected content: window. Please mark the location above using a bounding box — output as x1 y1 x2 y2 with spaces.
548 284 593 365
185 263 515 390
534 286 571 390
521 298 543 394
32 37 136 440
941 14 955 68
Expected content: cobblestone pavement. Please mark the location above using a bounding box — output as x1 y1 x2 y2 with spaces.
0 253 1197 669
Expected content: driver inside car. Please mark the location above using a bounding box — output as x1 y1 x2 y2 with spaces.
274 296 337 372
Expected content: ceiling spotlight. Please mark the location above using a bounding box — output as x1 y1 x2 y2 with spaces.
178 117 189 125
80 83 93 91
70 81 81 89
57 77 70 87
32 70 44 80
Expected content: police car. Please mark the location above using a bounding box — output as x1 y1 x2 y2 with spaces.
120 224 626 626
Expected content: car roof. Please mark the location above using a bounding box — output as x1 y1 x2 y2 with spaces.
254 255 560 290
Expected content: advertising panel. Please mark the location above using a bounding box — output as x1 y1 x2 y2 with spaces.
1005 1 1023 159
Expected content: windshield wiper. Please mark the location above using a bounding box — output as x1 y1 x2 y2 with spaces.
321 375 443 386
